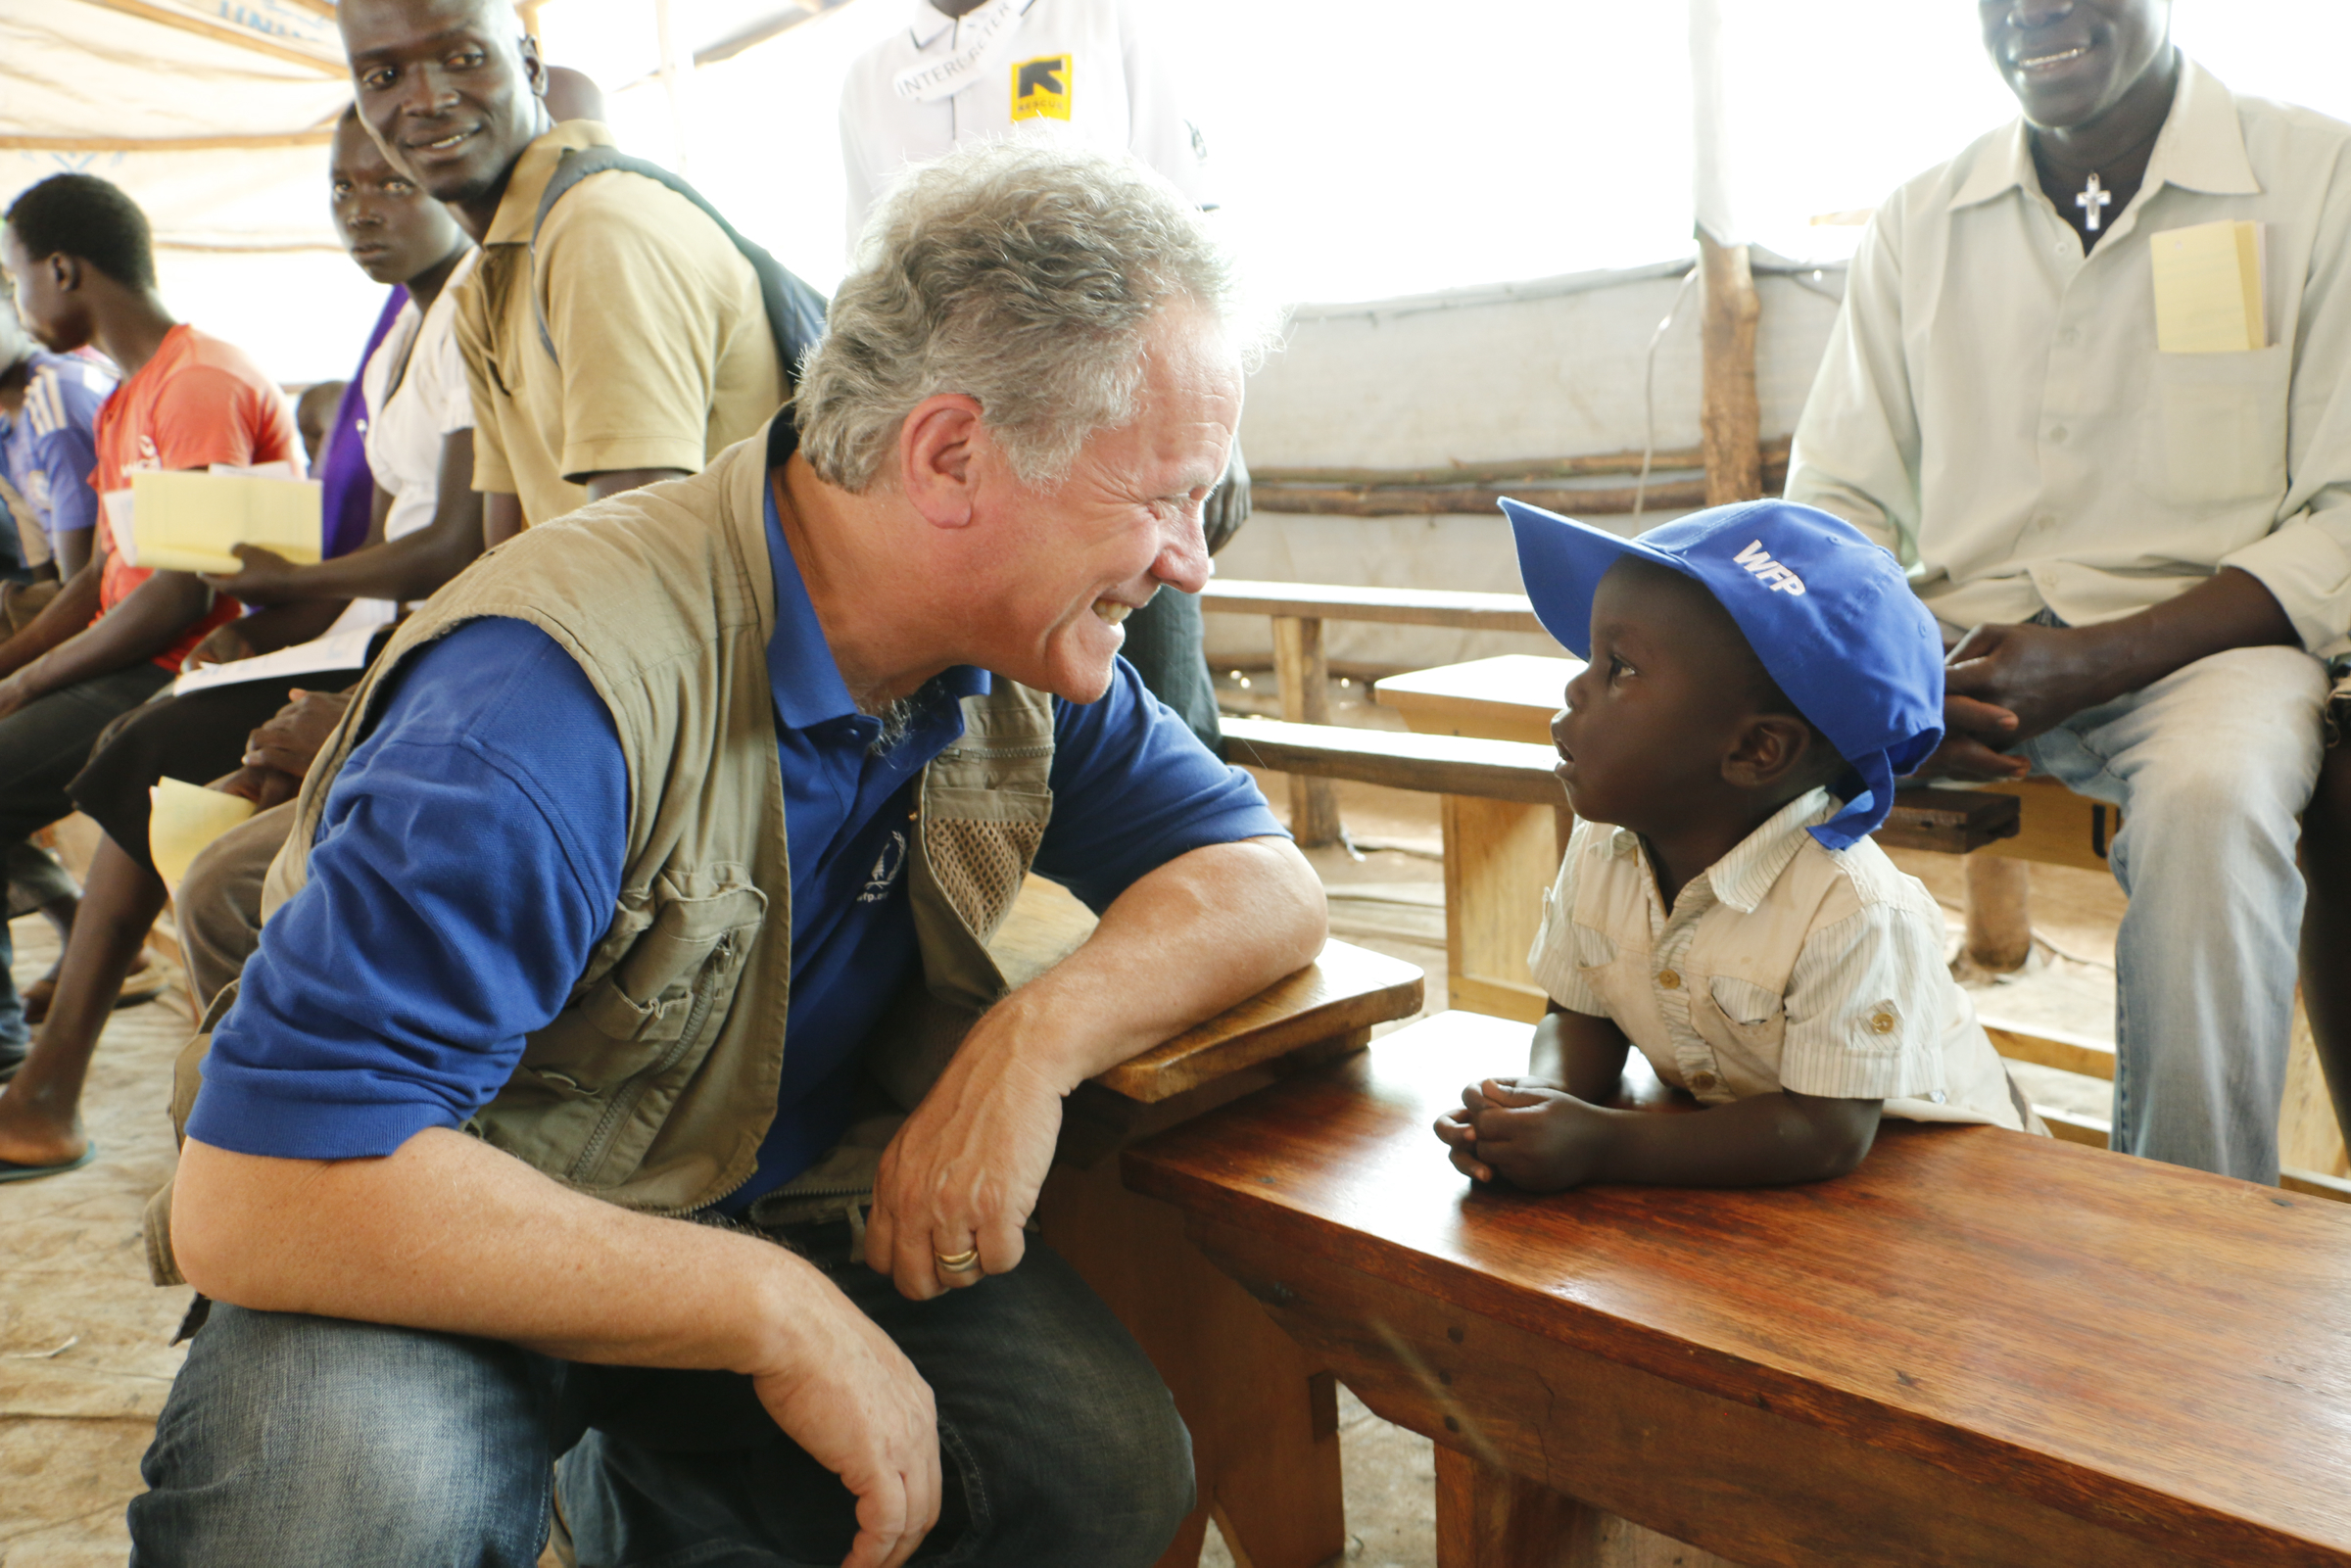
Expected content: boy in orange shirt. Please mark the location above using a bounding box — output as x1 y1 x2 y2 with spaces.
0 174 296 1173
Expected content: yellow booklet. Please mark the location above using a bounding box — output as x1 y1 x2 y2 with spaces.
149 779 257 894
2150 219 2268 354
128 468 323 574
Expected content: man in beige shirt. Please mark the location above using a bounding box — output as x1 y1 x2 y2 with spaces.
1786 0 2351 1184
342 0 786 535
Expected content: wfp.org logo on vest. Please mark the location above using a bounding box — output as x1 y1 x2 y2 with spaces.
861 832 909 903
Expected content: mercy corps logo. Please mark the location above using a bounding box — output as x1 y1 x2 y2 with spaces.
1733 540 1806 595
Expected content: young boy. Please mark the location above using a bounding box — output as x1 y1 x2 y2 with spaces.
1434 498 2040 1193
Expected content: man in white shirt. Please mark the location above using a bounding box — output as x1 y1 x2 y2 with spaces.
840 0 1239 754
1785 0 2351 1184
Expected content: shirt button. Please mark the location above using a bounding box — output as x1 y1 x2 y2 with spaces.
1871 1012 1897 1034
1689 1070 1720 1093
1657 969 1682 990
2047 425 2069 444
2060 328 2080 346
2034 514 2056 532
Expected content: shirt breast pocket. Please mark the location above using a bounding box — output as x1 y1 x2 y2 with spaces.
1696 974 1787 1058
2143 344 2290 508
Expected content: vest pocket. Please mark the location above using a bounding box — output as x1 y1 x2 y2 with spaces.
919 784 1051 943
500 884 767 1190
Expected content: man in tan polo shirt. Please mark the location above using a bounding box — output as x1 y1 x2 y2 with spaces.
341 0 787 535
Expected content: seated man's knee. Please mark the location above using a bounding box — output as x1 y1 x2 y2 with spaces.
131 1305 552 1566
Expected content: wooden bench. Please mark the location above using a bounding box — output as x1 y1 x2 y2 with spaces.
1127 1010 2351 1567
1202 579 1546 846
993 877 1425 1568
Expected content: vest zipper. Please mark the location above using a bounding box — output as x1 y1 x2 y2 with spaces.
934 741 1053 761
568 932 739 1186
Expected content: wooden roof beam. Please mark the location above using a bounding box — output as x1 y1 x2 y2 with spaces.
67 0 347 77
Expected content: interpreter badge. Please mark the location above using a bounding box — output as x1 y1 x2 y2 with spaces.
1010 55 1073 121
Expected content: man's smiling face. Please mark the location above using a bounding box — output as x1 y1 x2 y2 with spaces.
1978 0 2172 131
339 0 546 211
967 306 1239 704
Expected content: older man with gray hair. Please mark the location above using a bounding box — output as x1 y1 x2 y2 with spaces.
128 140 1322 1568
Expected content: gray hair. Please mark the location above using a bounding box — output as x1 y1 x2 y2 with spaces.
796 138 1259 493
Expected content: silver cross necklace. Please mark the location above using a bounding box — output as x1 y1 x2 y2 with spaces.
2076 172 2112 232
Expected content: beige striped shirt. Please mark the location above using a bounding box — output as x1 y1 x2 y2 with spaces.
1528 790 2033 1130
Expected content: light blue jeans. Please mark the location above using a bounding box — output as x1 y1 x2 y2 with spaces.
2018 644 2328 1182
126 1225 1194 1567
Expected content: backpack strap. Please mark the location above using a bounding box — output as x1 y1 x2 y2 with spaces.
528 146 830 387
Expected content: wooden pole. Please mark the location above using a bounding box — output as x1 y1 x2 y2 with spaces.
1697 231 1764 506
1271 616 1342 848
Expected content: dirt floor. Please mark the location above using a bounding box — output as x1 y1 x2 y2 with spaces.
1 671 2131 1567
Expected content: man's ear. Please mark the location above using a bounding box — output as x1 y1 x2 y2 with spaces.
519 33 550 98
48 254 81 297
896 393 986 531
1722 713 1814 791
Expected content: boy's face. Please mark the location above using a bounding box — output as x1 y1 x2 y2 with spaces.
1550 560 1764 832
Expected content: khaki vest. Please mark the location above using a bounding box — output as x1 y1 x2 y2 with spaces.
148 419 1056 1281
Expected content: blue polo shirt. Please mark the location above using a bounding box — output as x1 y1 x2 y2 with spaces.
0 349 112 549
191 481 1281 1212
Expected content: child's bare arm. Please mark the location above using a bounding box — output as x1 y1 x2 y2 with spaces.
1434 1007 1630 1182
1526 1004 1631 1100
1466 1085 1882 1192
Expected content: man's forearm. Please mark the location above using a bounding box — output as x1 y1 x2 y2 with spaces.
175 1129 839 1373
2080 567 2295 703
12 569 211 699
984 835 1326 1090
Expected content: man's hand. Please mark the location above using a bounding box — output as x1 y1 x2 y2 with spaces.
242 688 353 780
749 1309 942 1568
1454 1077 1616 1192
185 618 261 670
200 545 305 606
865 1040 1066 1301
215 765 300 812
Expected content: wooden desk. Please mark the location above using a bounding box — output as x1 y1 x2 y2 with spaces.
997 878 1428 1568
1373 656 1576 1022
1127 1011 2351 1568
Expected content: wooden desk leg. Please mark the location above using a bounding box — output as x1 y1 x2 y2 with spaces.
1443 795 1559 1022
1436 1448 1748 1568
1963 856 2032 974
1038 1154 1346 1568
1273 616 1342 848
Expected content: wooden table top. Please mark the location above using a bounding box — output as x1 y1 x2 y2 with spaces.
1373 654 1579 744
1128 1011 2351 1561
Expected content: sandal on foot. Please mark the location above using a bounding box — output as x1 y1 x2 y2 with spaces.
0 1143 97 1183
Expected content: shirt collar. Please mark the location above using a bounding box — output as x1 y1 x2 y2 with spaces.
1946 56 2257 214
1607 786 1839 916
759 414 989 732
483 119 620 248
908 0 955 49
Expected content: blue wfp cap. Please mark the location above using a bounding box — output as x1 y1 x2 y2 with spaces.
1502 496 1943 851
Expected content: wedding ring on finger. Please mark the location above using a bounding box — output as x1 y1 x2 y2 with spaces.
935 1246 982 1274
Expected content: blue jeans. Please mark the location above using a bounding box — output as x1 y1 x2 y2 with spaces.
0 917 23 1057
127 1226 1193 1567
2019 644 2328 1182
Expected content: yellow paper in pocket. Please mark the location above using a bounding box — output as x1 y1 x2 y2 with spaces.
150 779 257 894
2150 219 2267 353
129 470 323 575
